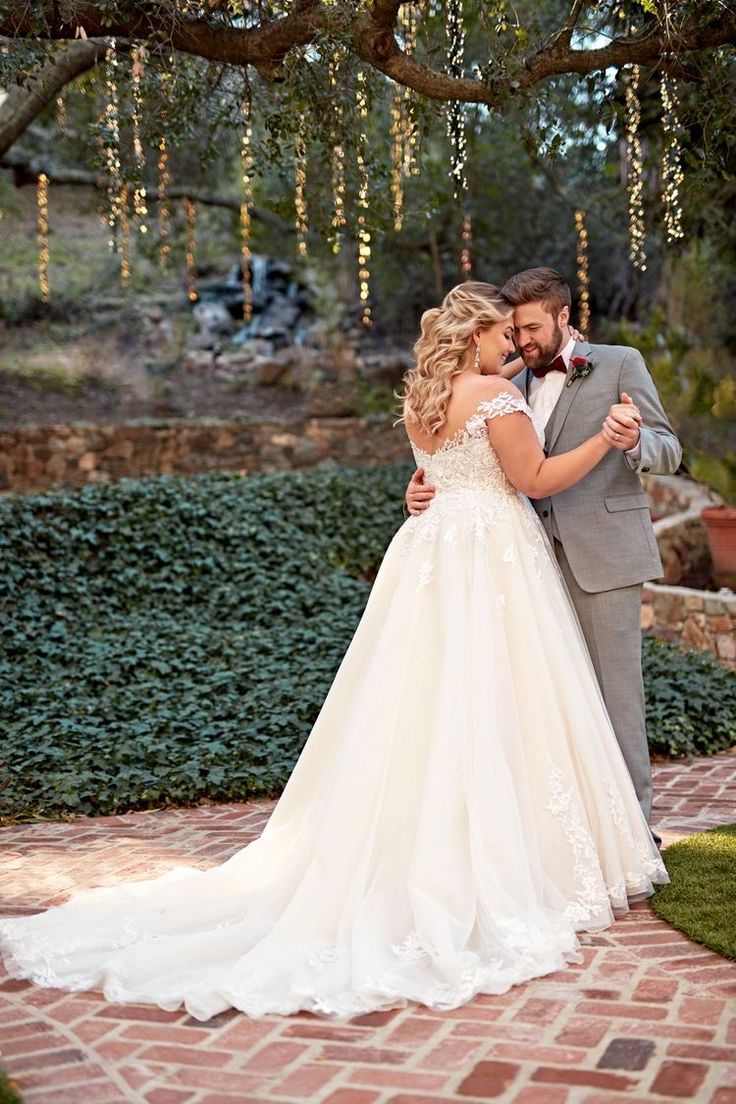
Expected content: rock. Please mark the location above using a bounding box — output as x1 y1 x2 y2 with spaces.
681 615 710 651
182 350 215 372
192 300 235 337
360 349 414 387
640 604 655 631
186 331 218 352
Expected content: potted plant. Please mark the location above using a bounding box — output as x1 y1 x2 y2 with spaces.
692 454 736 589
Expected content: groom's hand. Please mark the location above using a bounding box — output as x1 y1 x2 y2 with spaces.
603 392 642 451
406 468 435 515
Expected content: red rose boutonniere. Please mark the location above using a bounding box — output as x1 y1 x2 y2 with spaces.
567 356 595 387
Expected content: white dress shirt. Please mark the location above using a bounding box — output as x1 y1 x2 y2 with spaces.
527 336 575 428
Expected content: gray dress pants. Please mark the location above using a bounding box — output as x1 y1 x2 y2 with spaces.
553 539 653 821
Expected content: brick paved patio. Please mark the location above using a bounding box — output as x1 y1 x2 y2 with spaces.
1 751 735 1104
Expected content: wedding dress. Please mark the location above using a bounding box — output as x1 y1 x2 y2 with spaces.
0 394 667 1021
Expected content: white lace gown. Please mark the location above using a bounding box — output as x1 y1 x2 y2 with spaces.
0 396 667 1020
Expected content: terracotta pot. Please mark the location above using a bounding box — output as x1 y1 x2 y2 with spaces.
701 505 736 587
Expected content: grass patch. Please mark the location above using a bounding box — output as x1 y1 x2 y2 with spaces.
652 824 736 961
0 1070 24 1104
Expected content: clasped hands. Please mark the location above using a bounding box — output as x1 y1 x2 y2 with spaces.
602 392 642 451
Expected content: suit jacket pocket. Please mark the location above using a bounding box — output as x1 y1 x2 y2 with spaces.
604 492 650 512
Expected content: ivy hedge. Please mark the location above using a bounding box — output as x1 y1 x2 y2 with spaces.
1 467 734 821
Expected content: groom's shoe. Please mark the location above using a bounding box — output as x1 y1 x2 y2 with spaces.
651 829 662 850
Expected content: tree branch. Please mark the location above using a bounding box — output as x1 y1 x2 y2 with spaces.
0 151 292 231
0 38 106 158
0 3 733 109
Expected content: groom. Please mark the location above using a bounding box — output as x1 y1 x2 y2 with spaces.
406 267 682 826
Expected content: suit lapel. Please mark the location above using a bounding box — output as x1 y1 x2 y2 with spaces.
545 339 592 453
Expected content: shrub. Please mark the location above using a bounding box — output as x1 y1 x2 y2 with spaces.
0 467 733 820
0 1070 23 1104
643 635 736 758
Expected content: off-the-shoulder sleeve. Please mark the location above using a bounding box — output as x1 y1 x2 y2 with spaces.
466 393 534 433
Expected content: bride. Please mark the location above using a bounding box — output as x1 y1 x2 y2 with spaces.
0 282 667 1021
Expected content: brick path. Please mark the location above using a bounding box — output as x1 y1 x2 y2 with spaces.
1 752 735 1104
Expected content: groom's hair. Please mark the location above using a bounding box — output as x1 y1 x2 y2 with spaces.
501 268 572 318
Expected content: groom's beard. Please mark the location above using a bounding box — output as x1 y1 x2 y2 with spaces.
519 323 564 370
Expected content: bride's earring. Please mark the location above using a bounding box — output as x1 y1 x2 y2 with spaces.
473 343 481 371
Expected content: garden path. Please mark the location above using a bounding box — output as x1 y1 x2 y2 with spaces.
1 751 735 1104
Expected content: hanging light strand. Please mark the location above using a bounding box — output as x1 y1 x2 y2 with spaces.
157 126 171 268
390 3 421 230
131 45 148 230
240 98 254 322
660 73 684 244
356 69 372 327
399 3 421 178
390 88 406 231
184 197 197 301
120 186 132 289
446 0 467 200
294 113 308 258
56 93 67 134
328 52 346 255
574 208 591 335
102 37 124 250
460 209 472 278
37 173 50 303
625 64 646 271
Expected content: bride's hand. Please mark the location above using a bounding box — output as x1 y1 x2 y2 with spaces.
570 326 586 342
602 396 642 450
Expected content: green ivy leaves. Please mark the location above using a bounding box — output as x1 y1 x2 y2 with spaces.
0 465 733 822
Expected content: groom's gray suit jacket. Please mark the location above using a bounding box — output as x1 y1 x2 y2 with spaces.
513 341 682 593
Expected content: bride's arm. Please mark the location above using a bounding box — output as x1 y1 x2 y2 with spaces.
484 387 638 498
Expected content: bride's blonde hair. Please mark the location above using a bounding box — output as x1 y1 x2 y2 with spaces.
399 282 512 435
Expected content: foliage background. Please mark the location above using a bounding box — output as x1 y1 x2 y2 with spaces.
1 467 734 822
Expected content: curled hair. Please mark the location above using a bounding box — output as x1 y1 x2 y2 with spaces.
501 267 571 318
400 282 512 436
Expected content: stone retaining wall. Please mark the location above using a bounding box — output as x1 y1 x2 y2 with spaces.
641 583 736 670
0 416 412 491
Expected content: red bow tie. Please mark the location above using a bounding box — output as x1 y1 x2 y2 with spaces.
531 355 567 380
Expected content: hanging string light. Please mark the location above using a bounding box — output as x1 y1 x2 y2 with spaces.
120 186 132 289
37 173 50 303
294 113 308 258
240 98 254 322
184 197 197 301
625 65 646 271
660 74 684 244
446 0 467 200
56 93 67 134
574 208 591 334
157 127 171 268
328 50 346 255
356 69 372 327
390 89 406 231
389 3 421 230
131 45 148 230
399 3 421 178
460 210 472 278
102 37 124 251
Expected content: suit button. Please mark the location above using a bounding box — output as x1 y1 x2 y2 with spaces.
542 509 549 517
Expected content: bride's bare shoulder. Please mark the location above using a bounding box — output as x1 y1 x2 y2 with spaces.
465 376 525 405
